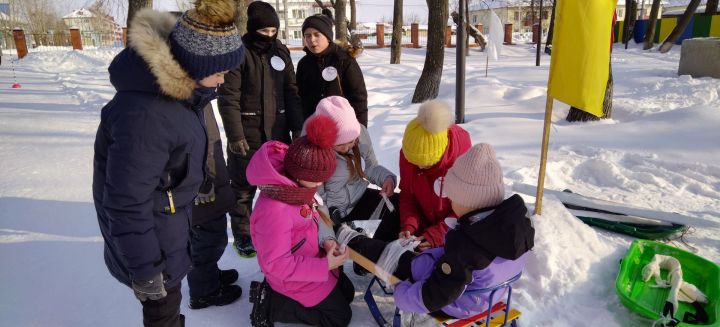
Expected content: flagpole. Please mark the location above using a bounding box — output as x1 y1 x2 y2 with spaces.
534 94 554 215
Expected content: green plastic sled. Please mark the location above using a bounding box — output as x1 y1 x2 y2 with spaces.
616 240 720 326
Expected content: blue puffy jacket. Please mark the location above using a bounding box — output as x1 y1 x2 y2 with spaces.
92 10 211 288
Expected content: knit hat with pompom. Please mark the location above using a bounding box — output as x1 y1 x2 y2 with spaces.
284 115 339 182
169 0 245 79
401 100 454 167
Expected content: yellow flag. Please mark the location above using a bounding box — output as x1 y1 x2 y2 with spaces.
547 0 617 117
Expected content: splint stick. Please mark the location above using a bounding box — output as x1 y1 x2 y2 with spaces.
317 206 402 285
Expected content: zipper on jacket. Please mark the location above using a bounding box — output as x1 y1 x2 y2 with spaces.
290 238 306 254
166 190 176 214
163 173 176 214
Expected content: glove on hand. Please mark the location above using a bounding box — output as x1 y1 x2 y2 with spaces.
195 182 215 205
132 273 167 302
229 139 250 156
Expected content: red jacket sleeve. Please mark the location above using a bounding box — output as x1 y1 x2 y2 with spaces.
399 151 422 235
421 221 450 248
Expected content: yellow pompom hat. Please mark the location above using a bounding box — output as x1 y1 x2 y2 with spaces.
402 100 454 167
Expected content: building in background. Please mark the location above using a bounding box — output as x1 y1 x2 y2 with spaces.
62 8 121 47
262 0 350 45
469 0 552 34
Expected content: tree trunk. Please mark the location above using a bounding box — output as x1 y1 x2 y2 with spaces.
451 11 486 50
349 0 357 31
412 0 448 103
623 0 636 49
333 0 348 42
544 0 556 54
642 0 661 50
234 0 248 36
566 63 614 121
464 0 470 56
390 0 403 64
283 0 290 43
659 0 701 53
127 0 152 30
706 0 718 13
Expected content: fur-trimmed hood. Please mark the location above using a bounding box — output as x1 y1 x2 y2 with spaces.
110 9 196 100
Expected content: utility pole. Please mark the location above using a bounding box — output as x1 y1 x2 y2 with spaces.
536 0 543 66
456 0 466 123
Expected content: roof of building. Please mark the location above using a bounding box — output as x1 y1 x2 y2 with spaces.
63 9 95 19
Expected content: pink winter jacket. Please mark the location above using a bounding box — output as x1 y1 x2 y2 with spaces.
247 141 338 307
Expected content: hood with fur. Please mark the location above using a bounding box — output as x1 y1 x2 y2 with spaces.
111 9 196 100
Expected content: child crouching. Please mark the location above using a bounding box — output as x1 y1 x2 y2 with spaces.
343 143 535 319
246 115 353 327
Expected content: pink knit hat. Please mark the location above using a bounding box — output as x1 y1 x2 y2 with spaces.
444 143 505 209
315 96 361 145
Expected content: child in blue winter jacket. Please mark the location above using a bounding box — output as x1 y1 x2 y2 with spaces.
340 143 535 319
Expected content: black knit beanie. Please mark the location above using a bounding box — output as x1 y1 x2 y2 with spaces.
301 9 334 41
247 1 280 33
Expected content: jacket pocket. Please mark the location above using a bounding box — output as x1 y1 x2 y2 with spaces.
290 238 306 254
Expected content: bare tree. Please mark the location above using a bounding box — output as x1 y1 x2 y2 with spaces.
659 0 701 53
566 64 614 121
15 0 63 33
349 0 357 31
283 0 289 43
706 0 718 13
88 1 119 34
451 11 485 50
623 0 636 49
313 0 347 42
544 0 557 54
412 0 448 103
642 0 661 50
234 0 248 36
391 0 403 64
128 0 152 29
404 13 421 24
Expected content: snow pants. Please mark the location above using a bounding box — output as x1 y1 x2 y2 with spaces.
140 284 184 327
269 271 354 327
346 188 401 242
187 214 228 298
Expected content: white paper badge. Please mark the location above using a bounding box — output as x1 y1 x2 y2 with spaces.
321 66 338 81
270 56 285 71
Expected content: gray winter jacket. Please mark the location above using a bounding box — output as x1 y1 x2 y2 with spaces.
318 126 396 218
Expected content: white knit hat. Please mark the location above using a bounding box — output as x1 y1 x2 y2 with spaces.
444 143 505 209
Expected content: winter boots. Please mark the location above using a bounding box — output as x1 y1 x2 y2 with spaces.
249 280 273 327
219 269 239 285
234 235 257 258
189 269 242 309
189 283 242 309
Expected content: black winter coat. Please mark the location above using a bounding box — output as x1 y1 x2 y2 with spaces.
296 43 369 126
191 103 235 225
93 10 214 289
421 194 535 312
218 35 303 147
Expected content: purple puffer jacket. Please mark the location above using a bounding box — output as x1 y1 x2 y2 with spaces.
394 248 529 318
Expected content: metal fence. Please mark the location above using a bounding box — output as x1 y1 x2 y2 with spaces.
80 31 124 48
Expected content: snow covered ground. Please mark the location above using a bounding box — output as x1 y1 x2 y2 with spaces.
1 43 718 327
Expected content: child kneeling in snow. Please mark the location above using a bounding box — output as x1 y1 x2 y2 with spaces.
341 143 535 319
246 115 354 327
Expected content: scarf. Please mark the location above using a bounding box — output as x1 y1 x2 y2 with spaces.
259 184 317 205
